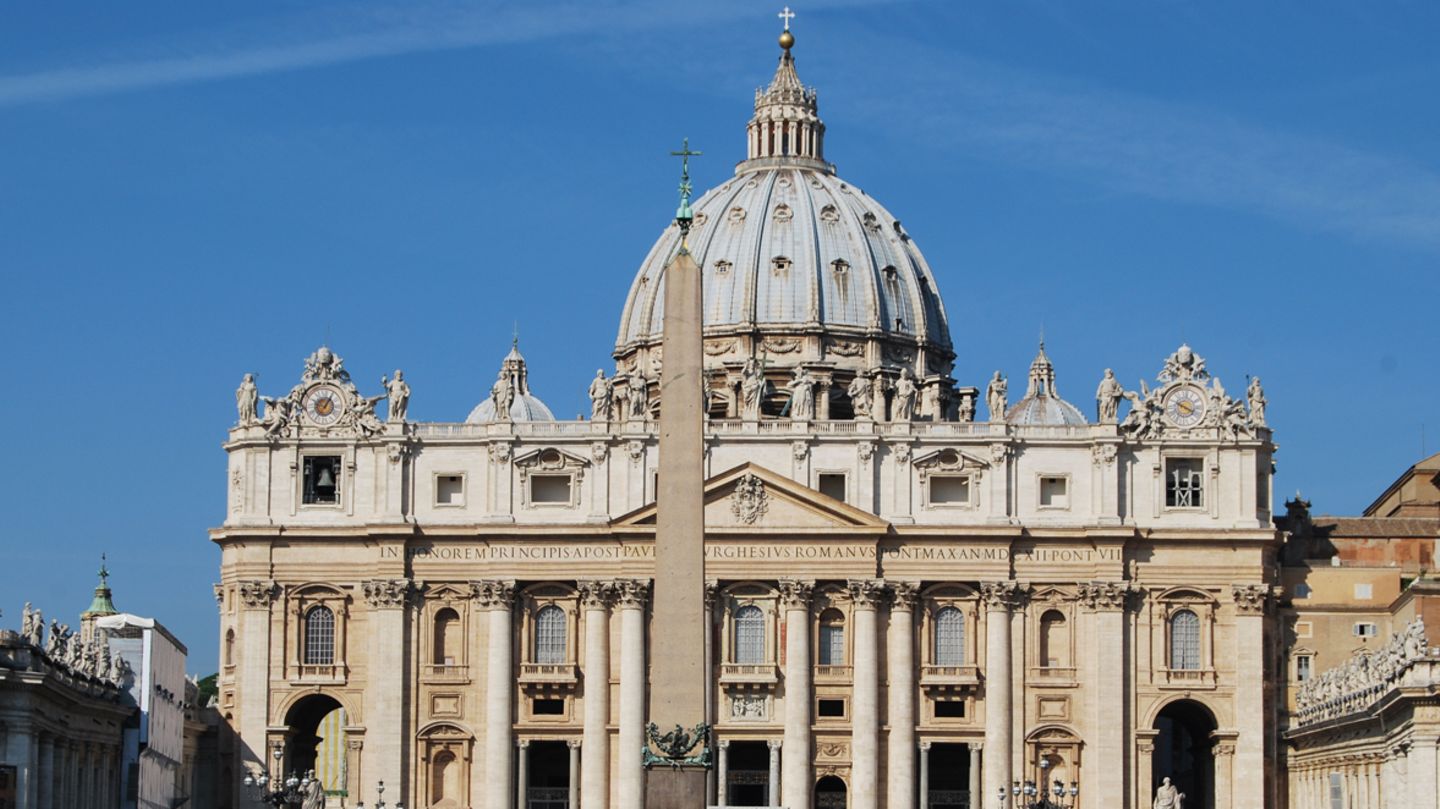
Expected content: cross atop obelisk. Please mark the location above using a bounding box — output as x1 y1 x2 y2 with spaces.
644 139 711 808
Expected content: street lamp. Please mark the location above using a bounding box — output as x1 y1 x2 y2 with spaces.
997 785 1008 808
355 780 405 809
1016 757 1078 809
239 744 312 807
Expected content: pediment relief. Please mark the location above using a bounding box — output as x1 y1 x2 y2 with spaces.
912 448 990 479
613 463 888 532
514 447 589 482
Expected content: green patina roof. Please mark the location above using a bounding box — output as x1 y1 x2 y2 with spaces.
84 555 117 616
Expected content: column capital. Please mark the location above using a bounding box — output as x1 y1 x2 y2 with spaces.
578 580 616 610
778 579 815 609
718 739 731 749
918 741 932 751
614 579 651 609
979 580 1026 610
237 579 279 609
846 579 887 609
471 580 517 609
568 739 582 750
968 741 983 751
768 739 783 751
888 581 919 610
517 738 530 749
1076 581 1135 611
362 578 421 609
1231 583 1275 615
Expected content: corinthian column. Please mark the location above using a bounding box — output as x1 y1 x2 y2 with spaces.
581 581 615 809
362 578 414 799
617 579 651 809
779 579 814 809
981 581 1021 800
849 579 884 809
475 580 517 809
1231 585 1270 809
886 583 918 809
1080 581 1132 809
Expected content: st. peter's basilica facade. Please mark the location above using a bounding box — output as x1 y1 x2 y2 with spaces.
214 26 1280 809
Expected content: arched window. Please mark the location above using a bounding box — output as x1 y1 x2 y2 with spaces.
734 605 765 664
818 609 845 666
1170 609 1201 670
303 606 334 666
224 629 235 667
535 605 567 665
1040 610 1068 668
431 750 456 803
433 608 461 666
934 607 965 666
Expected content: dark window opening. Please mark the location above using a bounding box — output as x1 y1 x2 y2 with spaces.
303 456 341 504
533 698 565 715
817 473 847 502
817 699 845 718
934 700 965 718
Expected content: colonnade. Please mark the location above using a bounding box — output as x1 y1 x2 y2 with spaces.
3 728 121 809
1290 738 1440 809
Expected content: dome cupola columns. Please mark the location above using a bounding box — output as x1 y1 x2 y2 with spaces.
740 13 829 173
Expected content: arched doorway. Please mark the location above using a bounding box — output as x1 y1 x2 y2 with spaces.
282 694 346 796
1153 700 1216 809
815 775 847 809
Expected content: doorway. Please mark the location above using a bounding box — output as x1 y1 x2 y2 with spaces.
525 741 570 809
1153 700 1217 809
726 741 772 807
815 775 847 809
926 743 971 809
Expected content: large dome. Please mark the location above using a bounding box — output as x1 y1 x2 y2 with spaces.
611 32 961 421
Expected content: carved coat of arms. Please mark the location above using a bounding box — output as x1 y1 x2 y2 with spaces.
730 475 769 525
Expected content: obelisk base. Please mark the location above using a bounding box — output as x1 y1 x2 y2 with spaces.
646 767 709 809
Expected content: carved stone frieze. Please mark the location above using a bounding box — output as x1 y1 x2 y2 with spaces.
363 579 417 609
387 442 410 464
857 442 875 466
989 443 1011 464
1294 618 1429 725
471 580 517 610
1091 443 1118 466
777 579 815 609
792 441 810 462
591 442 609 463
731 694 767 720
730 474 770 525
893 443 912 465
626 440 646 464
488 442 512 463
237 580 279 609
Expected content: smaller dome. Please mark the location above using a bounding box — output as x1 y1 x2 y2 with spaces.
1006 343 1088 427
466 343 556 423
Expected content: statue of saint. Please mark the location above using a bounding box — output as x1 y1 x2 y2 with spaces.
261 396 291 437
236 374 259 425
893 369 918 421
986 371 1008 422
1247 376 1267 427
491 370 515 422
847 374 872 419
383 370 410 422
302 774 326 809
628 371 649 420
21 602 34 642
786 369 815 420
26 607 43 647
1153 777 1183 809
1096 368 1124 423
739 358 767 420
589 370 612 421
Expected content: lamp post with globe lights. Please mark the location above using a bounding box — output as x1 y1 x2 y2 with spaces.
1008 758 1078 809
240 743 314 807
354 780 405 809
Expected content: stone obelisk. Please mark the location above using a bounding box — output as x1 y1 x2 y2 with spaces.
645 140 710 808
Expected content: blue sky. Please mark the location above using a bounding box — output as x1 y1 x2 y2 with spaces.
2 1 1437 672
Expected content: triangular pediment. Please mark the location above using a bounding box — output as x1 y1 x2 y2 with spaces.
612 462 889 532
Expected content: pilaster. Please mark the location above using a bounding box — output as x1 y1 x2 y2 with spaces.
474 580 517 809
779 579 815 809
886 582 918 809
362 578 417 801
579 580 615 809
848 579 884 809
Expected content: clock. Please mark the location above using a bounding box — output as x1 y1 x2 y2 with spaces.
303 385 344 427
1163 386 1206 429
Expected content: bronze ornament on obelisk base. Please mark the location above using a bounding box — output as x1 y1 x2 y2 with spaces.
644 139 712 807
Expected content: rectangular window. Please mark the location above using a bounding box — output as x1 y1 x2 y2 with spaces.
1294 583 1312 598
530 474 573 505
533 698 565 716
302 456 341 505
817 472 847 503
934 700 965 719
929 476 971 506
818 624 845 666
435 474 465 506
1354 622 1378 638
817 699 845 718
1296 655 1313 682
1165 458 1204 508
1295 621 1313 638
1329 773 1342 809
1354 583 1374 600
1039 476 1069 508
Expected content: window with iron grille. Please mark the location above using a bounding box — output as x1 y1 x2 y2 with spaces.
304 606 335 665
818 610 845 666
1165 458 1204 508
935 607 965 666
535 606 567 664
1169 609 1201 670
734 605 765 664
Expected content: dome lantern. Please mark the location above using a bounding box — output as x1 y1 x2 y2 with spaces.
741 18 828 173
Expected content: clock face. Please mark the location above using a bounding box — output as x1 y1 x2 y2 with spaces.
1164 386 1207 429
303 386 344 427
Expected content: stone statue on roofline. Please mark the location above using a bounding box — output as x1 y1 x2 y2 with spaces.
383 370 410 422
589 370 612 421
628 370 649 420
986 371 1007 422
1096 368 1123 423
236 374 259 425
786 368 815 420
492 369 515 421
1247 376 1267 428
847 373 872 420
893 368 917 421
739 357 767 420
